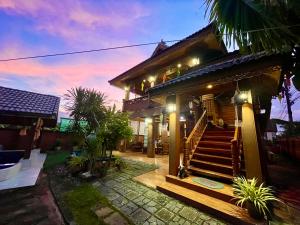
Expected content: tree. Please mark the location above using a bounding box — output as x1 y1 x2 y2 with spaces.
204 0 300 53
64 87 106 133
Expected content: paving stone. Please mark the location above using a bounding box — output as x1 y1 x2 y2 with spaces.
94 207 113 218
106 191 121 201
130 208 151 225
179 207 199 222
124 190 140 200
111 196 129 208
155 208 174 222
171 215 188 225
120 201 139 217
104 212 128 225
203 218 228 225
165 201 185 214
143 216 165 225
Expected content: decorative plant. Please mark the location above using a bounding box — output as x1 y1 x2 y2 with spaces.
114 157 126 170
68 156 87 169
233 177 280 219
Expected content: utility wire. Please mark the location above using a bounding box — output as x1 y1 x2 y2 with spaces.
0 24 299 62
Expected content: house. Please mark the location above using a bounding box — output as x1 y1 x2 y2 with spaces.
0 86 60 158
109 23 284 223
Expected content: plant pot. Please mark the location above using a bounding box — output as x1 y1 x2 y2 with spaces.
246 201 264 220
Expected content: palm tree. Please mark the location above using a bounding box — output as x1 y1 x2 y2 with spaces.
204 0 300 52
64 87 106 133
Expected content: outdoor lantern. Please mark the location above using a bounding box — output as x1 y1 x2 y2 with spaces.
180 114 186 122
233 90 249 105
148 76 156 87
166 95 176 113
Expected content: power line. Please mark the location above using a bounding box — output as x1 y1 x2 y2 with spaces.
0 24 299 62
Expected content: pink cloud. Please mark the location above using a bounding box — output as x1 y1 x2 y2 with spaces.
0 41 147 111
0 0 150 45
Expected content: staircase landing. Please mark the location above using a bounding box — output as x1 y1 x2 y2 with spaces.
157 175 266 225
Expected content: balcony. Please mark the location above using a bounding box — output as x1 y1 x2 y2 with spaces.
123 96 161 112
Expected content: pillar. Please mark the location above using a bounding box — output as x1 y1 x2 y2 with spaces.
147 118 155 158
124 87 130 101
241 90 263 183
169 94 181 176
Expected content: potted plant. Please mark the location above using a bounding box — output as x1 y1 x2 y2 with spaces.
233 176 280 220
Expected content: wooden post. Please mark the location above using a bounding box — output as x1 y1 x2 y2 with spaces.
241 90 263 183
147 119 155 158
169 94 181 176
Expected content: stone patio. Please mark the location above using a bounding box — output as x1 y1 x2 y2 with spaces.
92 159 227 225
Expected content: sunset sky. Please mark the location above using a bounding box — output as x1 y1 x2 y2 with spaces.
0 0 299 120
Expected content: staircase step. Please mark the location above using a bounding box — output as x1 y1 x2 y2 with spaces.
202 135 233 142
157 182 264 225
204 131 234 137
192 153 232 165
198 141 231 149
190 159 233 174
165 175 235 204
189 166 233 182
195 147 232 157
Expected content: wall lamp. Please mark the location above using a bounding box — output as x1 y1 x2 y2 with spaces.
233 90 249 105
166 95 176 113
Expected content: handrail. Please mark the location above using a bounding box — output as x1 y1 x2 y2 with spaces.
231 125 242 177
183 110 207 167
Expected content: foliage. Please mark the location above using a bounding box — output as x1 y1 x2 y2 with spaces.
204 0 300 53
85 133 102 173
64 184 109 225
233 176 280 217
280 121 300 137
68 156 87 169
114 156 126 170
64 87 106 133
43 151 70 171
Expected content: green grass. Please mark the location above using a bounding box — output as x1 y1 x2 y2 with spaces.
63 184 109 225
43 150 70 170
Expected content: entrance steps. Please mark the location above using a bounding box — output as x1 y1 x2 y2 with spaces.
157 175 266 225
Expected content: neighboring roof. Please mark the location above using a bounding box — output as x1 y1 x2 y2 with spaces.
0 86 60 127
266 119 278 132
148 51 282 94
109 23 227 87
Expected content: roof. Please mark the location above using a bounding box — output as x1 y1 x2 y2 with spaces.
0 86 60 127
148 51 282 94
109 23 227 87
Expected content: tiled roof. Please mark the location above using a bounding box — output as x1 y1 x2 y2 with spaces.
149 51 281 92
0 86 60 118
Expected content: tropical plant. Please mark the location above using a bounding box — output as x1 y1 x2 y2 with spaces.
68 156 88 169
85 133 102 173
204 0 300 53
233 177 280 218
64 87 106 133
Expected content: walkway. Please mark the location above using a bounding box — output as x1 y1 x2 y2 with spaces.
114 151 169 188
93 158 226 225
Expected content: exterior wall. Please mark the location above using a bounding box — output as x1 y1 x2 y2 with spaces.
217 103 235 126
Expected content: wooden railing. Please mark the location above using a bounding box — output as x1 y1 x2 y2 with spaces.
231 126 242 177
183 110 207 167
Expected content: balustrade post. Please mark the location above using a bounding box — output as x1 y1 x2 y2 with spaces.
231 139 240 177
183 137 188 167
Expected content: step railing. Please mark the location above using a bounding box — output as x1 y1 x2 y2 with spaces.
231 126 242 177
183 110 207 167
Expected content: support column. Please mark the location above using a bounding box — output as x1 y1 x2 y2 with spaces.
124 87 130 101
147 119 155 158
241 90 263 183
169 94 181 176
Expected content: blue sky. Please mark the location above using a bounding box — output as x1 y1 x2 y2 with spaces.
0 0 298 120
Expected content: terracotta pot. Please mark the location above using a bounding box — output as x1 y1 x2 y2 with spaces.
246 201 264 220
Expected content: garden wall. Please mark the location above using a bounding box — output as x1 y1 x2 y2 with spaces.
0 128 74 153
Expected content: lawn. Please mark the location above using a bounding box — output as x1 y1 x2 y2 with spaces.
43 150 70 171
64 184 107 225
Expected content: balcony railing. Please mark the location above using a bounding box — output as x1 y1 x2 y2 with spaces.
123 96 160 112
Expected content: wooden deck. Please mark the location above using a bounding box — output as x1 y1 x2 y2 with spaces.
157 175 266 225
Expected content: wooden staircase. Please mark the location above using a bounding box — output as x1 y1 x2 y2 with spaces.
189 127 235 182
